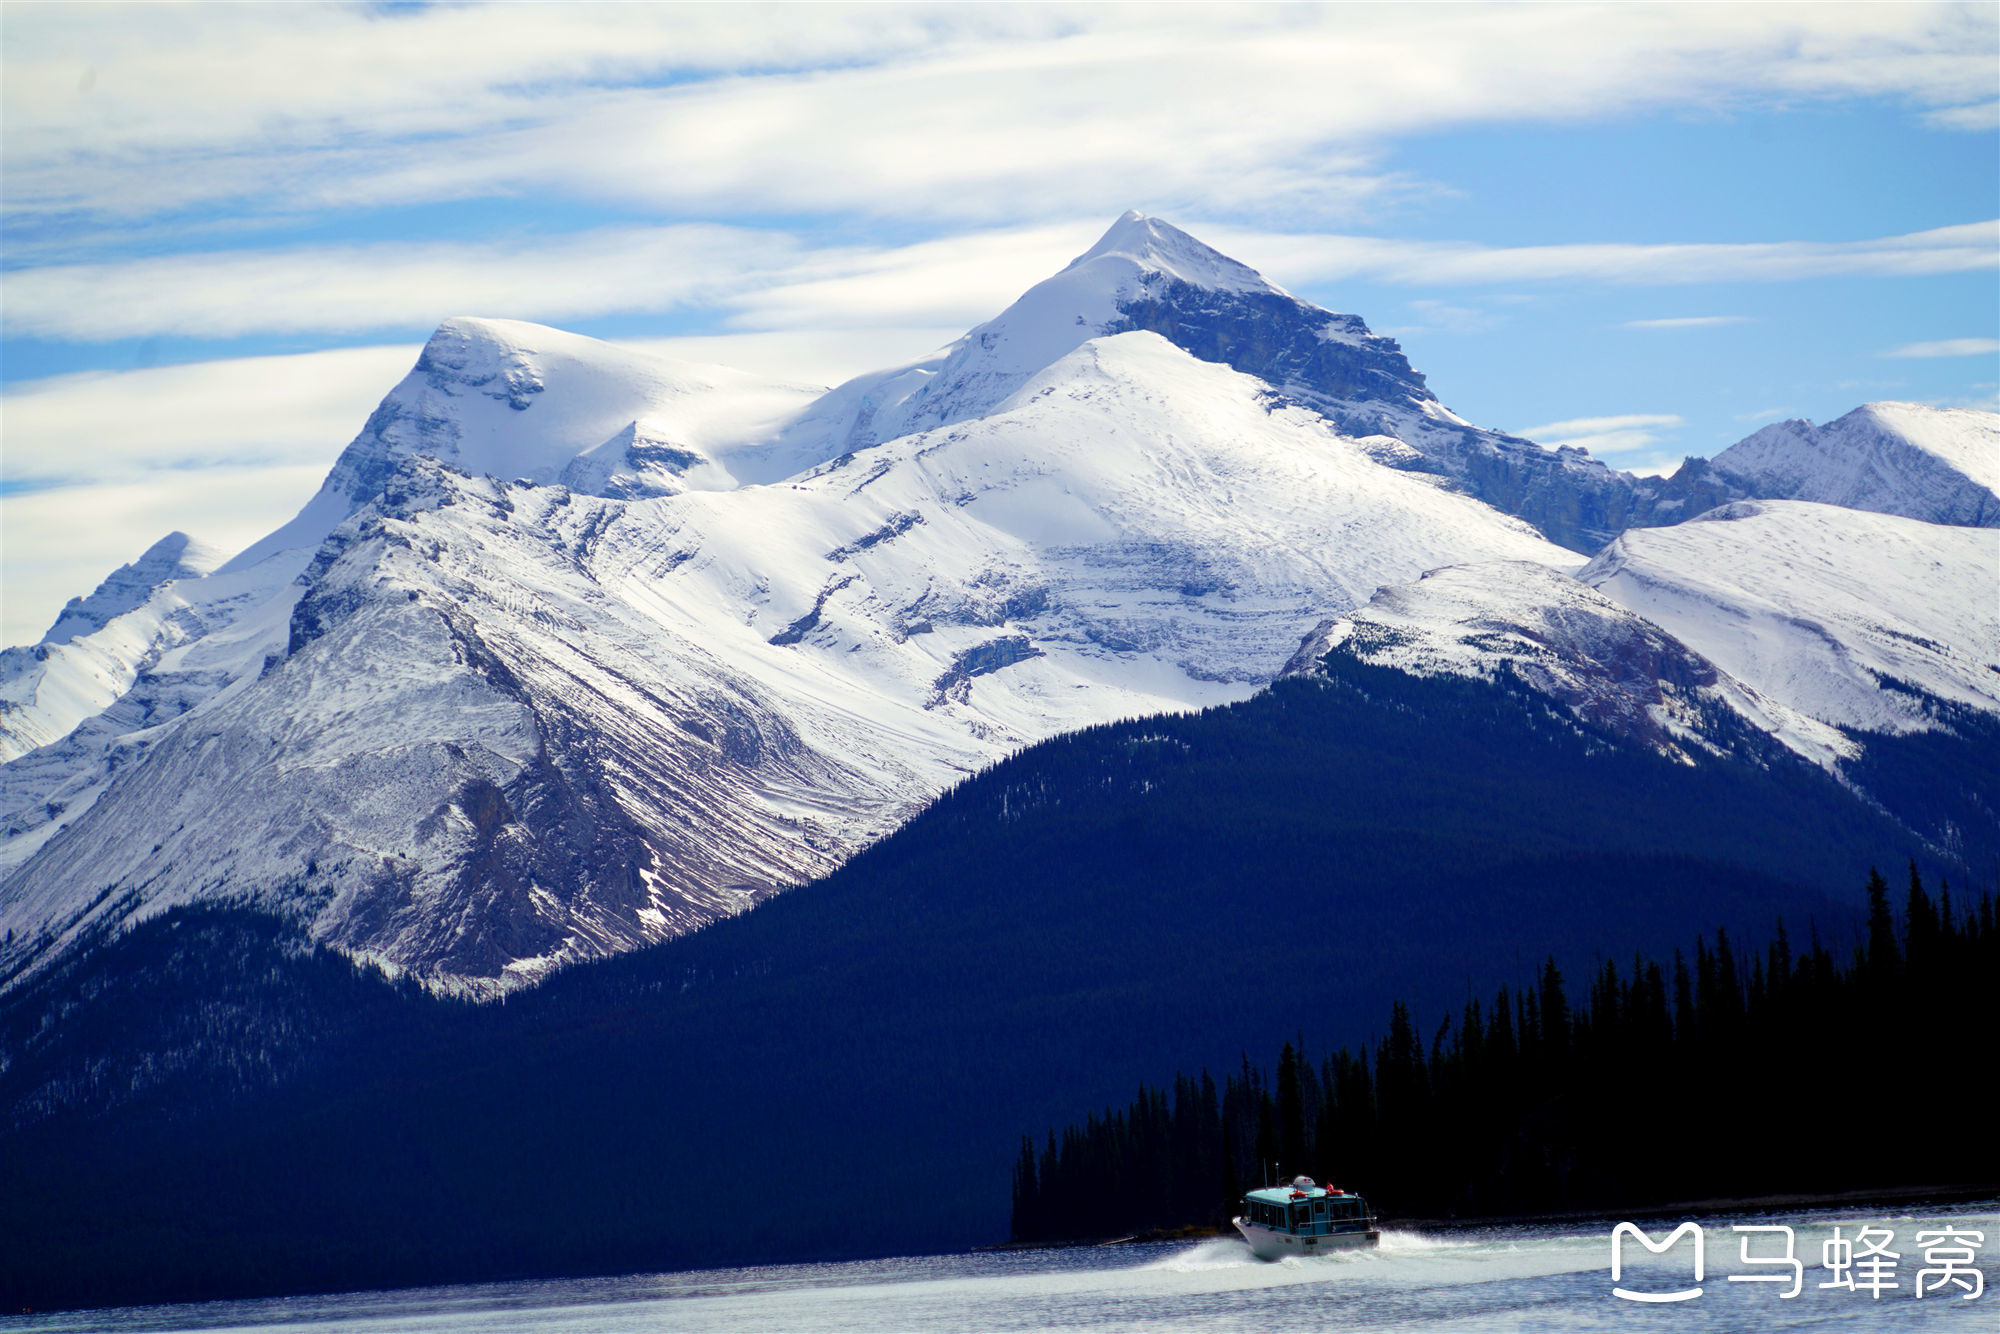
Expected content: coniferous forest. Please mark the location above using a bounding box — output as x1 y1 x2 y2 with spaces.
1012 865 2000 1243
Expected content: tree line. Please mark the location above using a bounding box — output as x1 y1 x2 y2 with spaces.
1012 864 1999 1242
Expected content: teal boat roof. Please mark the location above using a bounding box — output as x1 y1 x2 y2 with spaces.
1243 1185 1366 1205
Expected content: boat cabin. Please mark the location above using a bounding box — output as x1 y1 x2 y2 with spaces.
1240 1182 1373 1238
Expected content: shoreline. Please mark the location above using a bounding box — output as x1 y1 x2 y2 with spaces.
985 1182 2000 1252
1390 1181 2000 1233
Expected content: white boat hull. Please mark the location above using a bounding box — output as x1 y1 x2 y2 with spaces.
1233 1217 1380 1261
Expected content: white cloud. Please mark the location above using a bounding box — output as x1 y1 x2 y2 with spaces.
1200 219 1998 289
1623 315 1753 329
1518 412 1685 456
1881 337 2000 358
0 226 813 341
0 221 1108 343
1 345 426 645
1381 299 1499 337
8 217 1992 347
1734 407 1794 423
1923 99 2000 129
4 5 1994 228
2 345 421 485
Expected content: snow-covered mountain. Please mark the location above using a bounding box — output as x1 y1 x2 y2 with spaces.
3 213 1994 993
0 217 1587 991
1709 402 1999 527
1 533 230 763
795 211 1730 552
1287 499 1998 856
1580 499 1999 736
1284 559 1856 771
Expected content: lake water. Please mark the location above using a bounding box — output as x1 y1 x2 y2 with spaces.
12 1202 1995 1333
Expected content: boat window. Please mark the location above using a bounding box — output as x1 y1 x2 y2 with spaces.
1313 1200 1326 1216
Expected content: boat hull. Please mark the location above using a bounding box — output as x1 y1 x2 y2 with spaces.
1232 1217 1380 1261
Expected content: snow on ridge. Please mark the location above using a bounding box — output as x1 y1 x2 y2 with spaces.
0 532 285 765
36 531 228 647
10 213 1992 992
1709 401 2000 527
1581 499 2000 736
1287 560 1854 769
0 332 1576 990
220 317 827 577
1066 210 1282 299
774 213 1322 462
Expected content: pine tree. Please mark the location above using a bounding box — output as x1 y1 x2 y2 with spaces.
1864 866 1900 976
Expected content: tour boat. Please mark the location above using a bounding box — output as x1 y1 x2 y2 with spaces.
1233 1176 1380 1259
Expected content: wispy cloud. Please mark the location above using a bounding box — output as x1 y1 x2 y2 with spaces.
1622 315 1753 329
1203 220 1998 289
1923 99 2000 130
0 225 816 341
1379 299 1500 338
1 345 422 487
1734 407 1794 423
0 222 1117 343
1518 413 1685 456
6 5 1995 231
1881 337 2000 358
9 217 1993 346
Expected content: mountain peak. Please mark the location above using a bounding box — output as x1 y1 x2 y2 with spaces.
1066 211 1279 298
39 530 226 646
805 213 1425 453
1712 399 2000 526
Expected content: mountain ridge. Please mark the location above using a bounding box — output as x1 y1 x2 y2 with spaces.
3 212 1995 993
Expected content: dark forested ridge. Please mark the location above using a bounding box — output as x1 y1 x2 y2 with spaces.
1013 866 2000 1243
3 663 1990 1311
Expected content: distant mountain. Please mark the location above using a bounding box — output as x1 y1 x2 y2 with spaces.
0 532 229 763
1709 402 1999 527
1286 500 2000 872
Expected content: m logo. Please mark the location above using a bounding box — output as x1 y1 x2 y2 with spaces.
1612 1221 1705 1303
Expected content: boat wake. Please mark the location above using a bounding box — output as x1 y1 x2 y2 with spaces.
1144 1239 1261 1272
1375 1229 1478 1254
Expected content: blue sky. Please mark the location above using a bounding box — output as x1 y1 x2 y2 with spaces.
3 3 1996 644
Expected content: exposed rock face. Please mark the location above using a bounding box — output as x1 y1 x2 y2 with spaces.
1283 560 1848 769
1099 243 1746 553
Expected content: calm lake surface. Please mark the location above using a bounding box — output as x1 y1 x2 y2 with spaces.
13 1202 1995 1333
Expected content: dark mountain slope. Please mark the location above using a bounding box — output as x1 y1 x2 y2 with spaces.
2 659 1961 1310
